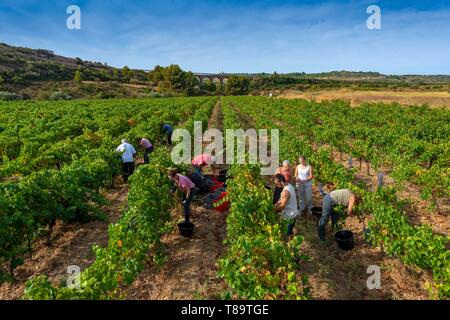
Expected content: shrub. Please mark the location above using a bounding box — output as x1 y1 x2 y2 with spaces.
148 92 164 98
0 91 22 101
49 91 73 100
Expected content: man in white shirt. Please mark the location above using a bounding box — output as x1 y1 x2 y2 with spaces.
116 139 136 183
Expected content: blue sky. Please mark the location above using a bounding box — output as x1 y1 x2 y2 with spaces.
1 0 450 74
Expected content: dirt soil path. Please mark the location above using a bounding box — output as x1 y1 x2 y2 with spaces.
294 189 432 300
124 98 229 299
273 110 448 235
0 180 129 300
324 150 449 236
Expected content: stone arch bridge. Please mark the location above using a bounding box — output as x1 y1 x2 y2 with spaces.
193 73 250 87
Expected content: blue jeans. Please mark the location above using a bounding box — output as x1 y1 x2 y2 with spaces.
318 194 338 240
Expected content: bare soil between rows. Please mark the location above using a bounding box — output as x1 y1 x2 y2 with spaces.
293 188 432 300
233 102 436 300
124 98 230 299
1 97 442 300
0 180 129 299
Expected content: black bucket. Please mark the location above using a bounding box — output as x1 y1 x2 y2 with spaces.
311 207 323 218
218 169 228 183
178 222 195 238
334 230 355 251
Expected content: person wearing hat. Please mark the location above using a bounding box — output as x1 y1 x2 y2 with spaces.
116 139 136 183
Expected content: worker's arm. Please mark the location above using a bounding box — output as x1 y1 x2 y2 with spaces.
184 186 191 200
294 166 299 183
275 189 290 212
308 166 314 181
347 194 356 216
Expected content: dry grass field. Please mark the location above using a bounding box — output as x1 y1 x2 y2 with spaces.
279 89 450 108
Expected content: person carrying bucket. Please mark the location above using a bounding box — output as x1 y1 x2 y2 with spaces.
273 174 299 238
168 168 199 223
318 189 358 241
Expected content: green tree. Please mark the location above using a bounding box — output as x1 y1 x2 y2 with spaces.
161 64 185 90
184 71 199 91
113 69 119 80
122 66 130 82
149 65 199 95
226 76 250 95
149 65 164 85
74 70 82 83
201 79 217 93
99 69 110 81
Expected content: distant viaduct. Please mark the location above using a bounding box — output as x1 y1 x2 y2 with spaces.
193 73 255 86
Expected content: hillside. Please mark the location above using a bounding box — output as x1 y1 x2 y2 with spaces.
0 42 149 83
1 43 450 100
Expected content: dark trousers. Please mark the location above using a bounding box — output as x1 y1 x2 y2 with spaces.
182 187 198 222
167 132 172 145
144 147 152 164
122 162 135 183
287 218 296 236
273 186 283 205
318 194 338 240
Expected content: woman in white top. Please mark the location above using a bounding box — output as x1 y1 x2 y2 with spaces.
294 155 314 216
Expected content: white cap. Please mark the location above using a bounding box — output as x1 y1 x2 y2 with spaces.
283 160 290 166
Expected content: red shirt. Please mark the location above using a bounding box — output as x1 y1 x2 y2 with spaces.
276 166 291 183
